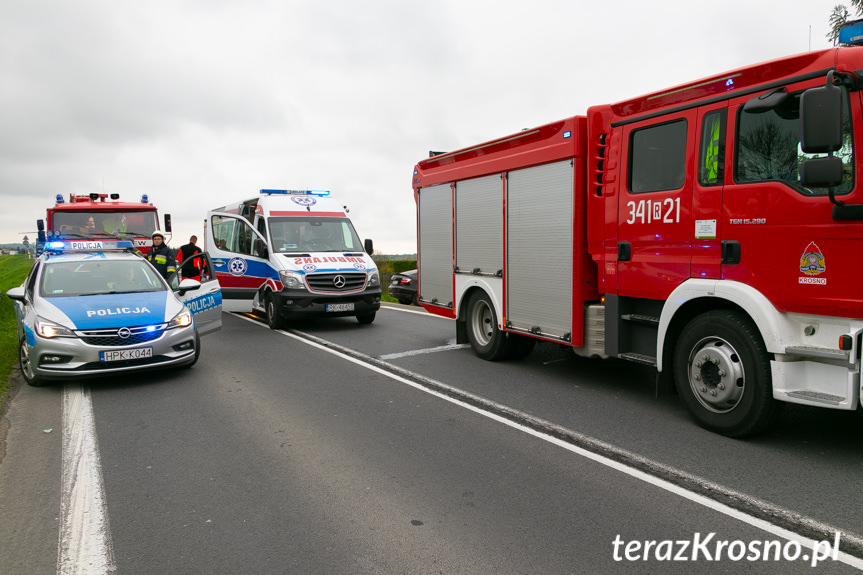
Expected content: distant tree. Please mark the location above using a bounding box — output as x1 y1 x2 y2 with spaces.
828 2 863 44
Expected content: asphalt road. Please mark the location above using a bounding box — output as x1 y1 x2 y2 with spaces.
1 303 862 574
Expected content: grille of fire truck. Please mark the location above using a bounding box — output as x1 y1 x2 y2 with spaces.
305 272 367 292
78 326 166 346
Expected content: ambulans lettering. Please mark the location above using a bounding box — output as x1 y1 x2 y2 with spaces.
293 256 364 265
625 198 680 225
86 306 152 317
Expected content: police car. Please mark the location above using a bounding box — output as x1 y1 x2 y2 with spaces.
5 240 222 386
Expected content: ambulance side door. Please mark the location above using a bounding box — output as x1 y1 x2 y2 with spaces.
206 212 273 300
173 252 223 335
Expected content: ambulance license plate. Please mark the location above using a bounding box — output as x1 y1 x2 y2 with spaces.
101 348 153 362
326 303 354 312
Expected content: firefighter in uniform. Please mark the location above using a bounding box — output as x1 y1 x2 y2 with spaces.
146 230 177 280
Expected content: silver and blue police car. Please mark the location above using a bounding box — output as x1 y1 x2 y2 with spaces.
5 240 222 386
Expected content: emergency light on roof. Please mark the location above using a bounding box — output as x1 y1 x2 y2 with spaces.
839 19 863 45
44 240 135 254
259 189 330 196
141 194 149 203
55 194 64 204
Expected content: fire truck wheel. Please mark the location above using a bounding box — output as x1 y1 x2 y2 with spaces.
19 337 47 387
466 291 513 361
673 310 777 438
510 335 536 360
266 293 285 330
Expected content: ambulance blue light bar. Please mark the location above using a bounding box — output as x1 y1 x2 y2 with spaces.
260 189 330 196
839 20 863 45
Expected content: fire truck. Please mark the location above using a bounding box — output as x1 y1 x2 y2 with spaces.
412 31 863 437
36 193 171 255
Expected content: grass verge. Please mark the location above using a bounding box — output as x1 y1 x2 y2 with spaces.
0 256 34 418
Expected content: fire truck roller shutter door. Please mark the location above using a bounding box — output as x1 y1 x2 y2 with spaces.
418 183 454 308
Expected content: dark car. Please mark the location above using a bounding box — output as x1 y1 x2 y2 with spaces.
388 269 417 305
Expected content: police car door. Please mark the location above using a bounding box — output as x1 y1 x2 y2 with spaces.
174 251 223 335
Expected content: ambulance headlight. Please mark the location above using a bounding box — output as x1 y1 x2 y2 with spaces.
367 270 380 287
35 318 76 338
278 270 306 290
167 309 193 329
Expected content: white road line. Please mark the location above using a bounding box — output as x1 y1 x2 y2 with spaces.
236 313 863 569
58 384 115 575
379 343 469 360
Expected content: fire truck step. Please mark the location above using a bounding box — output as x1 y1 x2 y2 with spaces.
784 346 850 361
785 391 846 406
618 352 657 366
620 314 659 326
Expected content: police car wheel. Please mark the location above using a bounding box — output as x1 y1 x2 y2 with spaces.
266 294 285 330
673 310 777 438
18 337 46 387
184 333 201 369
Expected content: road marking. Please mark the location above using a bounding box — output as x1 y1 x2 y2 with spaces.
235 312 863 567
378 343 469 360
58 384 115 575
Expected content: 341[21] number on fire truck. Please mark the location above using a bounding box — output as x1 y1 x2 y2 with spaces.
413 24 863 438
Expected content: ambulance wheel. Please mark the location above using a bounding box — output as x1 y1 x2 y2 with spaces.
466 291 513 361
19 337 46 387
673 310 777 438
356 312 376 324
266 294 286 330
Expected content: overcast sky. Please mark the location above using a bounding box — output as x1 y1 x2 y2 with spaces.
0 0 844 253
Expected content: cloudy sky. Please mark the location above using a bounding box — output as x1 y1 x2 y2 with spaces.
0 0 844 253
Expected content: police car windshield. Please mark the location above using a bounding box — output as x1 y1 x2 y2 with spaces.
41 259 166 297
268 217 363 253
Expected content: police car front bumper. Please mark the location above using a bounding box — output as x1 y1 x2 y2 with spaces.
273 286 381 319
25 324 198 380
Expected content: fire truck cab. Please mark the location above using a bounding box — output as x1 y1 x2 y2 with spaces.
413 43 862 437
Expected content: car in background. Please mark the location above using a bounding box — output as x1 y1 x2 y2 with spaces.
5 240 222 386
388 269 417 305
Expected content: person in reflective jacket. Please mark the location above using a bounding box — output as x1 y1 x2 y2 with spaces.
146 230 177 280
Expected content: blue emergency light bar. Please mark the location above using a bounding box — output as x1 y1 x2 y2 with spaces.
260 189 330 196
44 240 135 253
55 194 65 204
141 194 149 203
839 20 863 45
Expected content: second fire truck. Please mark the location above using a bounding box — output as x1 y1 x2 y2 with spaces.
413 31 863 437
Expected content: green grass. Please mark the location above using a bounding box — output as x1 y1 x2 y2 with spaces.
0 255 34 413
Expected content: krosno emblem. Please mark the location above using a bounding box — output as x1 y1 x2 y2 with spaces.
800 242 826 276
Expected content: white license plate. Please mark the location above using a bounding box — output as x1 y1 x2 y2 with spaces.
326 303 355 312
101 348 153 362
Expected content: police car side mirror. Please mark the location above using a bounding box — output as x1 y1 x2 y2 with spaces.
176 278 201 296
5 286 25 301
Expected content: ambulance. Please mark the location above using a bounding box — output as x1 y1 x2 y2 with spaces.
206 190 381 328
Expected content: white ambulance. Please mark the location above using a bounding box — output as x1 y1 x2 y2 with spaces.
206 190 381 328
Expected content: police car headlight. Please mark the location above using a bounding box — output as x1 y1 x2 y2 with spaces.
35 319 75 338
278 270 305 290
167 309 193 329
367 271 380 287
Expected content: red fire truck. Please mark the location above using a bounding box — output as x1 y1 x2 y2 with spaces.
36 193 171 255
412 37 861 437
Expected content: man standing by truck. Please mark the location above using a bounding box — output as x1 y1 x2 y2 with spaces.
176 235 203 281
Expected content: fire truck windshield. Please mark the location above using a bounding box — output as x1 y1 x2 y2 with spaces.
52 211 159 237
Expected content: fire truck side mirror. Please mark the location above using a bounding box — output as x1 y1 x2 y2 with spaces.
36 219 46 244
800 81 843 154
164 214 172 233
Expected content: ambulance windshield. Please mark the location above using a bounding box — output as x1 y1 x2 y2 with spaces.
268 217 363 253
